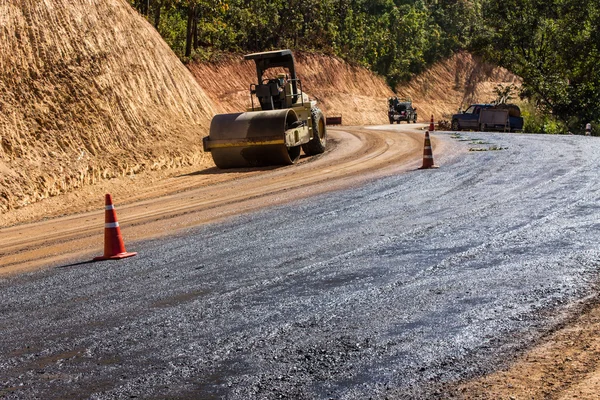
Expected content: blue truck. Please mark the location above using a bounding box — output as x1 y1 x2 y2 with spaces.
451 104 524 132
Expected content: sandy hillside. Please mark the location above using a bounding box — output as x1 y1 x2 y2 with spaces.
0 0 521 225
190 51 521 127
396 51 521 123
0 0 215 215
188 52 395 126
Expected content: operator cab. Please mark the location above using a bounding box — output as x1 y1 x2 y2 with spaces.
254 73 291 110
245 49 302 111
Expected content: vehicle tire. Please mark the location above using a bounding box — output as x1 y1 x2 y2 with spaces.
302 107 327 156
413 114 417 123
479 123 486 132
451 119 460 131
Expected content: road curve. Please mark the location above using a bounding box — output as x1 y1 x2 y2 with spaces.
0 124 435 276
2 130 600 399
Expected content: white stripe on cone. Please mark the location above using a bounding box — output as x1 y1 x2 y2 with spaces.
105 222 120 228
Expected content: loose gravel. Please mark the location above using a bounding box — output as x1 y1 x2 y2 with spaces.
2 131 600 399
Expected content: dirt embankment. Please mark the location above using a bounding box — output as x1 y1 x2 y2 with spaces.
188 51 521 128
396 51 521 123
457 297 600 399
0 0 520 225
188 52 395 126
0 0 215 215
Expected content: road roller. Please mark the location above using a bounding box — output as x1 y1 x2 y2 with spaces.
202 49 327 168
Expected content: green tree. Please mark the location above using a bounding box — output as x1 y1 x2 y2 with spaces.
126 0 488 90
481 0 600 133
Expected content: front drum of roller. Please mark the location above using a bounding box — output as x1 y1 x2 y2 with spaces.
208 109 301 168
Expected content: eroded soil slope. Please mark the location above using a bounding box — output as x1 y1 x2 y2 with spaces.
396 51 521 123
188 52 395 126
190 51 522 129
0 0 215 214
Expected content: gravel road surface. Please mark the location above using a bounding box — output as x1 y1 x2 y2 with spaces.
2 130 600 399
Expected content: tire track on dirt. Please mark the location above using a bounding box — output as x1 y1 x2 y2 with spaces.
0 125 438 276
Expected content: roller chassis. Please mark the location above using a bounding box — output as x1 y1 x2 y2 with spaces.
203 49 327 169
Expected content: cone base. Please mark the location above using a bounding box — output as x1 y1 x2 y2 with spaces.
418 165 439 170
93 252 138 261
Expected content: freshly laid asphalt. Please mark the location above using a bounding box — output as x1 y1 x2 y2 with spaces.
2 130 600 399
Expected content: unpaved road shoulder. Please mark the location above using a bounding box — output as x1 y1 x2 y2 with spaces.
457 294 600 399
0 124 433 276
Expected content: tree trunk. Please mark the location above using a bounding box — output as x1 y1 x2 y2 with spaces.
193 9 199 49
185 4 196 57
153 0 161 28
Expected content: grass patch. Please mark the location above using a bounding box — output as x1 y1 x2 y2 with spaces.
469 145 507 152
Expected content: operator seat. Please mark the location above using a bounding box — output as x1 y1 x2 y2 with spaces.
255 82 281 110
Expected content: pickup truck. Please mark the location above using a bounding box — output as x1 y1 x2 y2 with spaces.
388 97 417 124
451 104 524 132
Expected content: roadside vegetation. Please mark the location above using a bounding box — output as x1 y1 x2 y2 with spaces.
127 0 480 88
128 0 599 134
480 0 600 135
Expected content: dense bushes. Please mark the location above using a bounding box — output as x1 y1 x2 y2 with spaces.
479 0 600 134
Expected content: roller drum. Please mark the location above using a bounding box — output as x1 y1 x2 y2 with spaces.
207 109 301 168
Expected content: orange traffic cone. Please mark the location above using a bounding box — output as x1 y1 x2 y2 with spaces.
429 115 435 132
418 131 438 169
93 194 137 261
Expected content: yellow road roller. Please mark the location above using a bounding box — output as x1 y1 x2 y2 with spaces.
203 49 327 168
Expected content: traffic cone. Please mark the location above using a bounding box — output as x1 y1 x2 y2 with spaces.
418 131 438 169
93 194 137 261
429 115 435 132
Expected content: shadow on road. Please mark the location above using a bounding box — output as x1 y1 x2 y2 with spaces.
55 260 97 270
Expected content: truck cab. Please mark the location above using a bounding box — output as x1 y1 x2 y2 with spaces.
452 103 524 132
451 104 489 131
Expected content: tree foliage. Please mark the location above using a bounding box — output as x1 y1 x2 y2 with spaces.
128 0 483 87
128 0 599 132
480 0 600 132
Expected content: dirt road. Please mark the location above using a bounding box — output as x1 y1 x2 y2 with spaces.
0 124 433 276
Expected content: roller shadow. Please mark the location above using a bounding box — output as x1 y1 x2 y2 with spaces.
179 164 288 177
